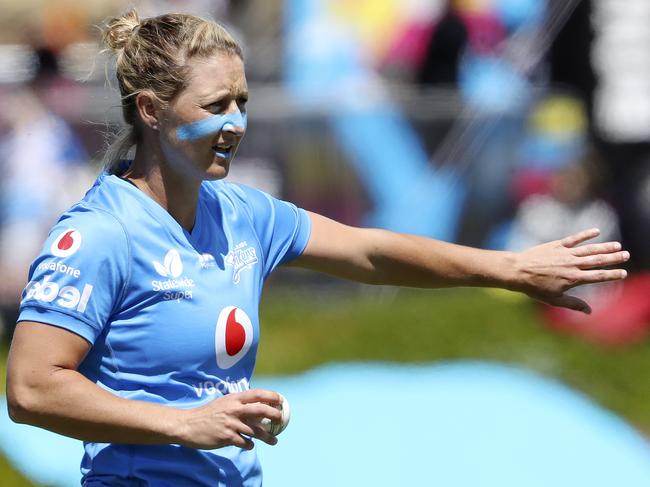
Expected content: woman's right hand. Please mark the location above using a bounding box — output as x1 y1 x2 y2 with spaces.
176 389 284 450
511 228 629 313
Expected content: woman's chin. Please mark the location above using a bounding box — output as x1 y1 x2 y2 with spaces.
204 161 229 180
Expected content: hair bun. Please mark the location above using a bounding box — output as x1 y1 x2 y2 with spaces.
103 9 140 52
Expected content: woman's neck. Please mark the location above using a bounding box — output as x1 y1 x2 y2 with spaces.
125 145 201 232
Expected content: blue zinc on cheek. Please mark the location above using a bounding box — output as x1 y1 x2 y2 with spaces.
176 111 248 141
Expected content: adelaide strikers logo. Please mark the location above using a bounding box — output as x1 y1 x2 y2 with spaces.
50 229 82 258
215 306 253 369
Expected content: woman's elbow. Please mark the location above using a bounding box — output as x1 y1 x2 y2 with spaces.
6 376 42 424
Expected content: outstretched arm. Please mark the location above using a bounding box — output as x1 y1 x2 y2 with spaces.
289 212 629 313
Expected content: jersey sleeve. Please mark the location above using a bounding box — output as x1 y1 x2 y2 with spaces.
231 183 312 278
17 206 130 344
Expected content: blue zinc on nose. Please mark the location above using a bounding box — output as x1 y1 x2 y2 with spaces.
176 111 248 140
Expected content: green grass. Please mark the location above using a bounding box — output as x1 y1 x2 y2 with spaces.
256 285 650 434
2 285 649 484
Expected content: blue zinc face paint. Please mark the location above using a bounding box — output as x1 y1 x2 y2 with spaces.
176 111 248 142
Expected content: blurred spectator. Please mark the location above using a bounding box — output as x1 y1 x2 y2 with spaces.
508 150 620 251
507 95 606 225
507 139 650 345
418 2 468 85
501 93 650 345
507 94 617 250
417 0 509 86
0 52 94 340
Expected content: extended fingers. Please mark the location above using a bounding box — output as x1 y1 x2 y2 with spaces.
576 250 630 269
561 228 600 248
572 241 622 257
570 268 627 285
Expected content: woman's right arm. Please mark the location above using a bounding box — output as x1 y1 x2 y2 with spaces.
6 321 281 450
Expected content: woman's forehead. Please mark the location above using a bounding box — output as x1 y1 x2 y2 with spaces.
185 53 247 97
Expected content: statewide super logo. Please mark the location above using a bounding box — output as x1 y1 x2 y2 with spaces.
153 249 183 278
215 307 253 369
152 249 195 301
51 229 82 258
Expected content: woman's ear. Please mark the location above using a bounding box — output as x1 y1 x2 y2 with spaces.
134 91 161 130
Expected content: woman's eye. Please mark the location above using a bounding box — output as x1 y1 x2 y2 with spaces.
204 99 246 114
206 103 223 114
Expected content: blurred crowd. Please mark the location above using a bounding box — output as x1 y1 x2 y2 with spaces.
0 0 649 344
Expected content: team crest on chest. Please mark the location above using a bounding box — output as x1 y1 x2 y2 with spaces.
224 241 258 284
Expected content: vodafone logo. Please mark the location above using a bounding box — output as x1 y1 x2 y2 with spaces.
215 307 253 369
51 229 82 258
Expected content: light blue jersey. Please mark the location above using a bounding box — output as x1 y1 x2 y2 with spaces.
18 172 311 486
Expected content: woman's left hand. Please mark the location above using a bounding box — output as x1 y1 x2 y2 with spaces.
513 228 630 313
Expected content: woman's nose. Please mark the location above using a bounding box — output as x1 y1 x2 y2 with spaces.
222 109 247 134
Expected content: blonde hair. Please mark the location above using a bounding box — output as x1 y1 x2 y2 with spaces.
101 9 243 173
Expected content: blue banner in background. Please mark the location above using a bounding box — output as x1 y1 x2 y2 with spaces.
256 362 650 486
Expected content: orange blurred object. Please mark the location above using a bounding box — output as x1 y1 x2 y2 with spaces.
41 0 89 53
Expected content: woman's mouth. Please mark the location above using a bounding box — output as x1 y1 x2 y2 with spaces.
212 144 233 159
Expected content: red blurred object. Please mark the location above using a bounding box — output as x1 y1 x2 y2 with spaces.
542 273 650 345
512 168 553 203
458 10 506 55
381 22 434 71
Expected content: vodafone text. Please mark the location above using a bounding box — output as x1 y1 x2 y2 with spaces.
24 276 93 312
192 377 250 397
36 260 81 278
